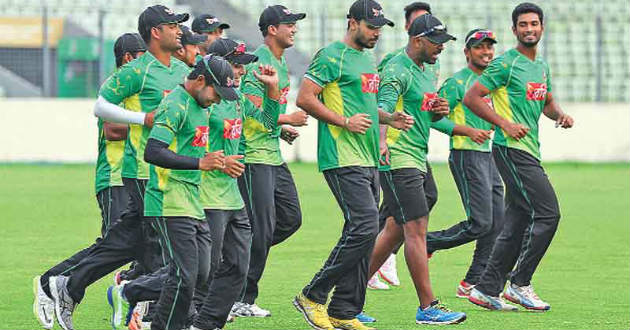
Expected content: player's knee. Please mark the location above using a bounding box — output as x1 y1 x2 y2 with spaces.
470 218 493 237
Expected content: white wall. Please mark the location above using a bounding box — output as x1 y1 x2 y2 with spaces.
1 99 628 162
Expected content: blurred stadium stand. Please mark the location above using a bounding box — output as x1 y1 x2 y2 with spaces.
0 0 627 102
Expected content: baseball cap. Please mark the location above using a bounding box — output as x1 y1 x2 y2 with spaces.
138 5 189 36
114 33 146 58
258 5 306 33
465 28 497 48
347 0 394 27
180 25 207 46
207 38 258 65
408 14 456 44
198 55 239 101
192 14 230 33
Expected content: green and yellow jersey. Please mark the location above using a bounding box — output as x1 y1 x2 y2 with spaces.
478 48 552 159
94 119 126 194
200 90 280 210
99 52 190 180
239 45 291 165
144 85 209 220
439 67 493 152
305 41 380 172
378 51 439 173
378 47 440 85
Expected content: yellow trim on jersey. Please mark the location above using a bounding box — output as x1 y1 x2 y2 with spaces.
386 96 404 146
322 81 344 139
451 102 467 149
492 86 513 138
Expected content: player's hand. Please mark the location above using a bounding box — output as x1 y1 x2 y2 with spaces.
280 126 300 144
468 128 493 144
287 110 309 127
221 155 245 178
555 113 574 129
502 122 529 140
344 113 372 134
144 110 156 128
379 143 390 165
253 64 279 88
199 150 225 171
387 112 414 131
429 98 450 116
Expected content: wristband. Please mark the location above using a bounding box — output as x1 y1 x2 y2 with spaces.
344 117 350 128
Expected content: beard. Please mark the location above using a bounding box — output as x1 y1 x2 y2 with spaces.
355 34 377 49
518 34 540 48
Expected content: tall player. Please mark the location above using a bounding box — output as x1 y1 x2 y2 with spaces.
293 1 412 329
465 2 573 311
48 6 191 330
426 29 502 299
232 4 307 318
32 32 145 330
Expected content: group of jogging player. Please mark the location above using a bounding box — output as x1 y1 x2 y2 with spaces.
32 1 573 330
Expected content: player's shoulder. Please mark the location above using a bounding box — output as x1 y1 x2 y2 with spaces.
171 57 192 72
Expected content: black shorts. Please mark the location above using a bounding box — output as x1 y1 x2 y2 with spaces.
380 168 429 225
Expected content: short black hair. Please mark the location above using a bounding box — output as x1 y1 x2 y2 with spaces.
512 2 544 27
404 2 432 24
115 51 143 68
261 24 279 37
188 60 213 87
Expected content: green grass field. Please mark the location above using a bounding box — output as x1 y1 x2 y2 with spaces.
0 162 628 330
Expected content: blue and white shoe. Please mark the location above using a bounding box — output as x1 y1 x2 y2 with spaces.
356 311 376 323
468 288 518 311
503 284 550 311
107 283 134 329
415 301 466 325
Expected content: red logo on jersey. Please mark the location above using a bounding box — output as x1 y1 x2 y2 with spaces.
361 73 380 93
526 82 547 101
420 92 439 111
223 118 242 139
192 126 209 147
162 90 172 98
279 86 290 105
483 96 494 110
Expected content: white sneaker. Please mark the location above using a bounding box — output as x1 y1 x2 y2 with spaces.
468 288 518 311
503 284 550 311
378 254 400 286
367 273 390 290
33 276 55 329
235 303 271 317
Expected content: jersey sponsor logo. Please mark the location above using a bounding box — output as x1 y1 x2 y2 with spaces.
223 118 242 139
421 92 439 111
279 86 290 104
361 73 380 93
483 96 494 110
526 82 547 101
162 90 172 98
192 126 209 147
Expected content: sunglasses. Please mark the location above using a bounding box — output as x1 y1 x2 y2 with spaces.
225 43 247 57
465 30 496 44
202 55 222 86
417 24 447 38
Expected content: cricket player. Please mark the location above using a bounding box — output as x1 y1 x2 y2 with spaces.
425 28 503 299
465 2 574 311
48 6 191 330
192 14 230 57
174 25 206 67
32 32 145 330
293 1 413 329
232 4 307 318
367 14 466 325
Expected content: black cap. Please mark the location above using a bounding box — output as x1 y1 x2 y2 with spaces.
258 5 306 33
138 5 189 36
207 38 258 65
198 55 239 101
464 28 497 48
347 0 394 27
114 33 146 58
180 25 207 46
408 14 456 44
192 14 230 33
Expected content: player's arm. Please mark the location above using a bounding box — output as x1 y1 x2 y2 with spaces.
103 122 129 141
243 65 282 130
379 124 390 165
377 67 414 131
542 92 573 128
435 79 491 143
94 66 154 127
464 83 528 140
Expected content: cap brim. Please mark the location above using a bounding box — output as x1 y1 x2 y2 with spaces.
468 37 497 47
280 13 306 23
185 34 207 45
165 13 189 24
201 23 231 32
365 16 395 27
227 53 258 65
427 32 457 44
214 85 239 101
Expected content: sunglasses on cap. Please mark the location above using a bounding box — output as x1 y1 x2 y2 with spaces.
465 30 496 44
225 43 247 57
416 24 447 38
